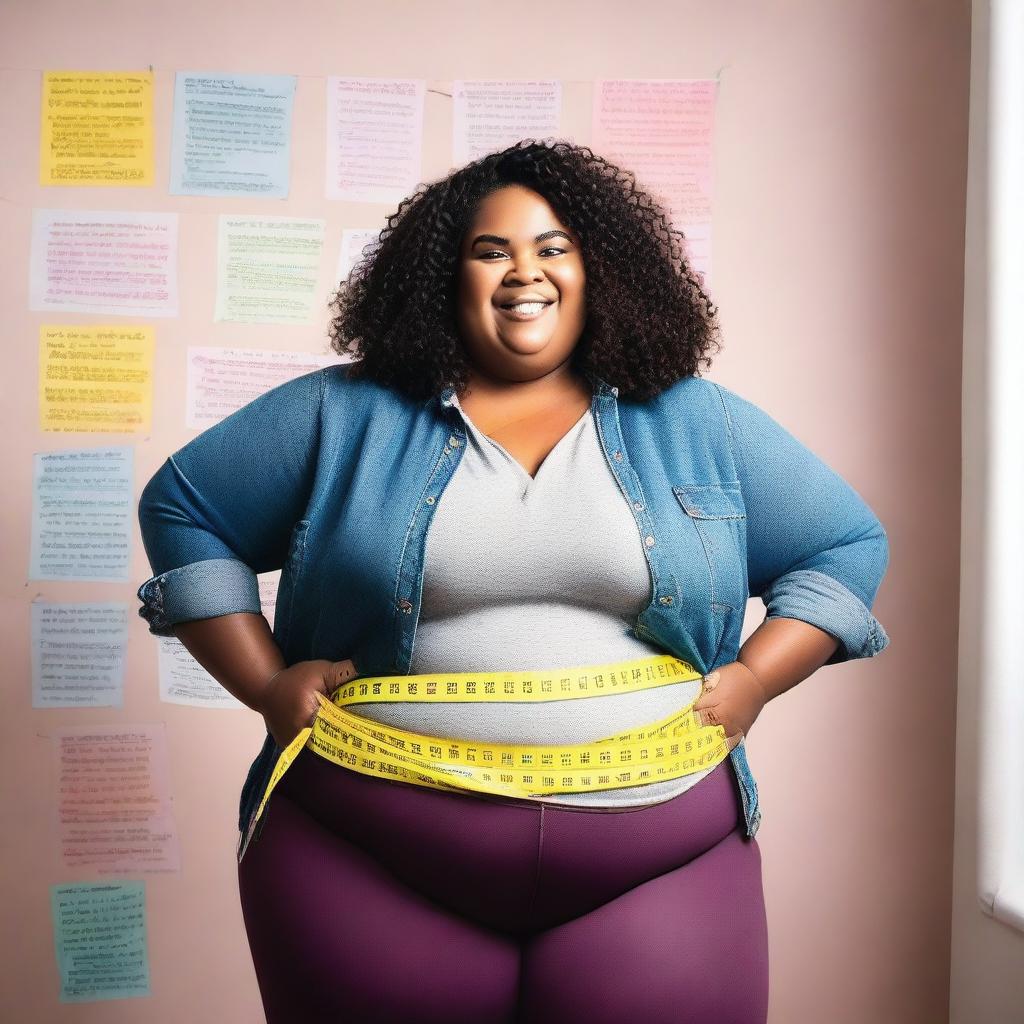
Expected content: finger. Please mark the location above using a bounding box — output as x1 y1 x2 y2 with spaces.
693 703 724 729
701 669 721 692
323 658 359 692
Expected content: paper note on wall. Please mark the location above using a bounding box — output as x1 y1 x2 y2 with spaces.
29 446 133 582
30 209 179 317
170 72 297 197
258 570 280 629
325 77 425 203
336 228 382 284
50 882 150 1002
592 79 716 288
31 602 128 708
157 570 278 706
214 216 326 324
54 724 181 874
452 80 562 167
157 637 246 708
186 346 343 428
39 325 154 433
40 71 154 187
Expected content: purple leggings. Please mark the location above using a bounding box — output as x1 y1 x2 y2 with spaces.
237 747 769 1024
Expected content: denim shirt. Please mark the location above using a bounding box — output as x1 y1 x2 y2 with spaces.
136 363 890 842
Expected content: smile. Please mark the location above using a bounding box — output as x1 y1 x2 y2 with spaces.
496 301 555 321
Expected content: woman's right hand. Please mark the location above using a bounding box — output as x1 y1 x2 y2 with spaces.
256 658 360 749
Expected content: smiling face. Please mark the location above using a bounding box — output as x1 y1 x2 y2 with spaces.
456 184 586 387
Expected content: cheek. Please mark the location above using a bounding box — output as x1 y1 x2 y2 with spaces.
459 267 497 309
556 263 586 300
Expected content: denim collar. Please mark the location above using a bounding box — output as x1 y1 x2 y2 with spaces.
433 374 618 411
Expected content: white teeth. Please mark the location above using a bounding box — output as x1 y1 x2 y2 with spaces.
506 302 547 314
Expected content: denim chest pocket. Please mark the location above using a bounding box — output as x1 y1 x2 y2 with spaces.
671 483 748 614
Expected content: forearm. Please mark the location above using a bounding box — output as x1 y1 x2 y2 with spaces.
172 612 286 713
736 616 841 703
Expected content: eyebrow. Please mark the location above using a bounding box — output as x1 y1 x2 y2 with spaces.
470 229 575 247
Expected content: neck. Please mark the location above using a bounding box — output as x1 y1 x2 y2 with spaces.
460 361 590 405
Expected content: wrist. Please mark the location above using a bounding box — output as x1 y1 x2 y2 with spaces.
254 666 287 715
735 660 768 703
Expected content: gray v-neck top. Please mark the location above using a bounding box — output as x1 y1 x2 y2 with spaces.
351 393 721 807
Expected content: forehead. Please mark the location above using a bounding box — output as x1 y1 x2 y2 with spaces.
466 185 569 233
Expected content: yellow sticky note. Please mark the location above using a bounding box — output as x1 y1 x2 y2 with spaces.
39 325 154 433
40 71 154 186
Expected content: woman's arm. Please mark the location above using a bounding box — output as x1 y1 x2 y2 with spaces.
711 381 891 666
136 367 327 637
172 612 285 712
694 618 841 743
737 616 841 703
172 611 359 748
691 385 889 742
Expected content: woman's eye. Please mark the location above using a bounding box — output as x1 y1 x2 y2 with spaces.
479 247 565 260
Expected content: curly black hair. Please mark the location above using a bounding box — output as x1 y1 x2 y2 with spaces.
327 138 721 403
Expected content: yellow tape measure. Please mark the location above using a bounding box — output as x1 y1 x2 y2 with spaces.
238 654 728 861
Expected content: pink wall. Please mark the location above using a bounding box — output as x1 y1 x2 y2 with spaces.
0 1 969 1021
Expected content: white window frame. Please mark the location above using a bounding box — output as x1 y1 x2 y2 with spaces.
970 0 1024 933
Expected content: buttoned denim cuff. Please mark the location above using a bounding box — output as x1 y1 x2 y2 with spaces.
137 558 263 637
761 568 890 665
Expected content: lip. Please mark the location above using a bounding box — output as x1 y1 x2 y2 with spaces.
496 294 554 306
496 300 555 322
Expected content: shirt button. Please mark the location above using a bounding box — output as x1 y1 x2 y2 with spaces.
633 502 644 511
448 436 460 447
659 595 674 606
645 535 655 547
425 496 436 505
613 450 623 461
397 599 413 613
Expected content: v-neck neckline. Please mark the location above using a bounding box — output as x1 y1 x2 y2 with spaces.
454 397 593 486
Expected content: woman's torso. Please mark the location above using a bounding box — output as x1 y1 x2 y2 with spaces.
349 391 719 808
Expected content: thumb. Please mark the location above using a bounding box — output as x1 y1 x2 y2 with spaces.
322 657 359 694
691 669 721 725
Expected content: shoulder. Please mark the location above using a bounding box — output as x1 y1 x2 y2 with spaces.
321 361 419 410
642 374 735 424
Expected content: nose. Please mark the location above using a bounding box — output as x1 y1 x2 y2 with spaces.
503 252 545 286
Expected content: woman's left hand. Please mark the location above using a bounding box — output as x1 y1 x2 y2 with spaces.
691 662 767 752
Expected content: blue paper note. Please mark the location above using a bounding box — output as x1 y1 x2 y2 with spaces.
170 72 296 198
29 446 134 582
50 882 150 1002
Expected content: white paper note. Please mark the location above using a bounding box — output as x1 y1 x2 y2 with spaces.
453 79 561 166
29 446 134 582
325 77 425 203
31 602 128 708
336 228 383 283
30 209 179 317
186 347 343 428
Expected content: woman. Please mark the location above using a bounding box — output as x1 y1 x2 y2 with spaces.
137 139 890 1023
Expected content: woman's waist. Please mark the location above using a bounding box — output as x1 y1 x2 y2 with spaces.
346 676 704 747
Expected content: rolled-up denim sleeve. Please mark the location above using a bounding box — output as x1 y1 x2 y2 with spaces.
712 382 890 665
136 367 326 637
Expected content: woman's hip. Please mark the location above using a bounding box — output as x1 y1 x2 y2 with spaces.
254 745 747 932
